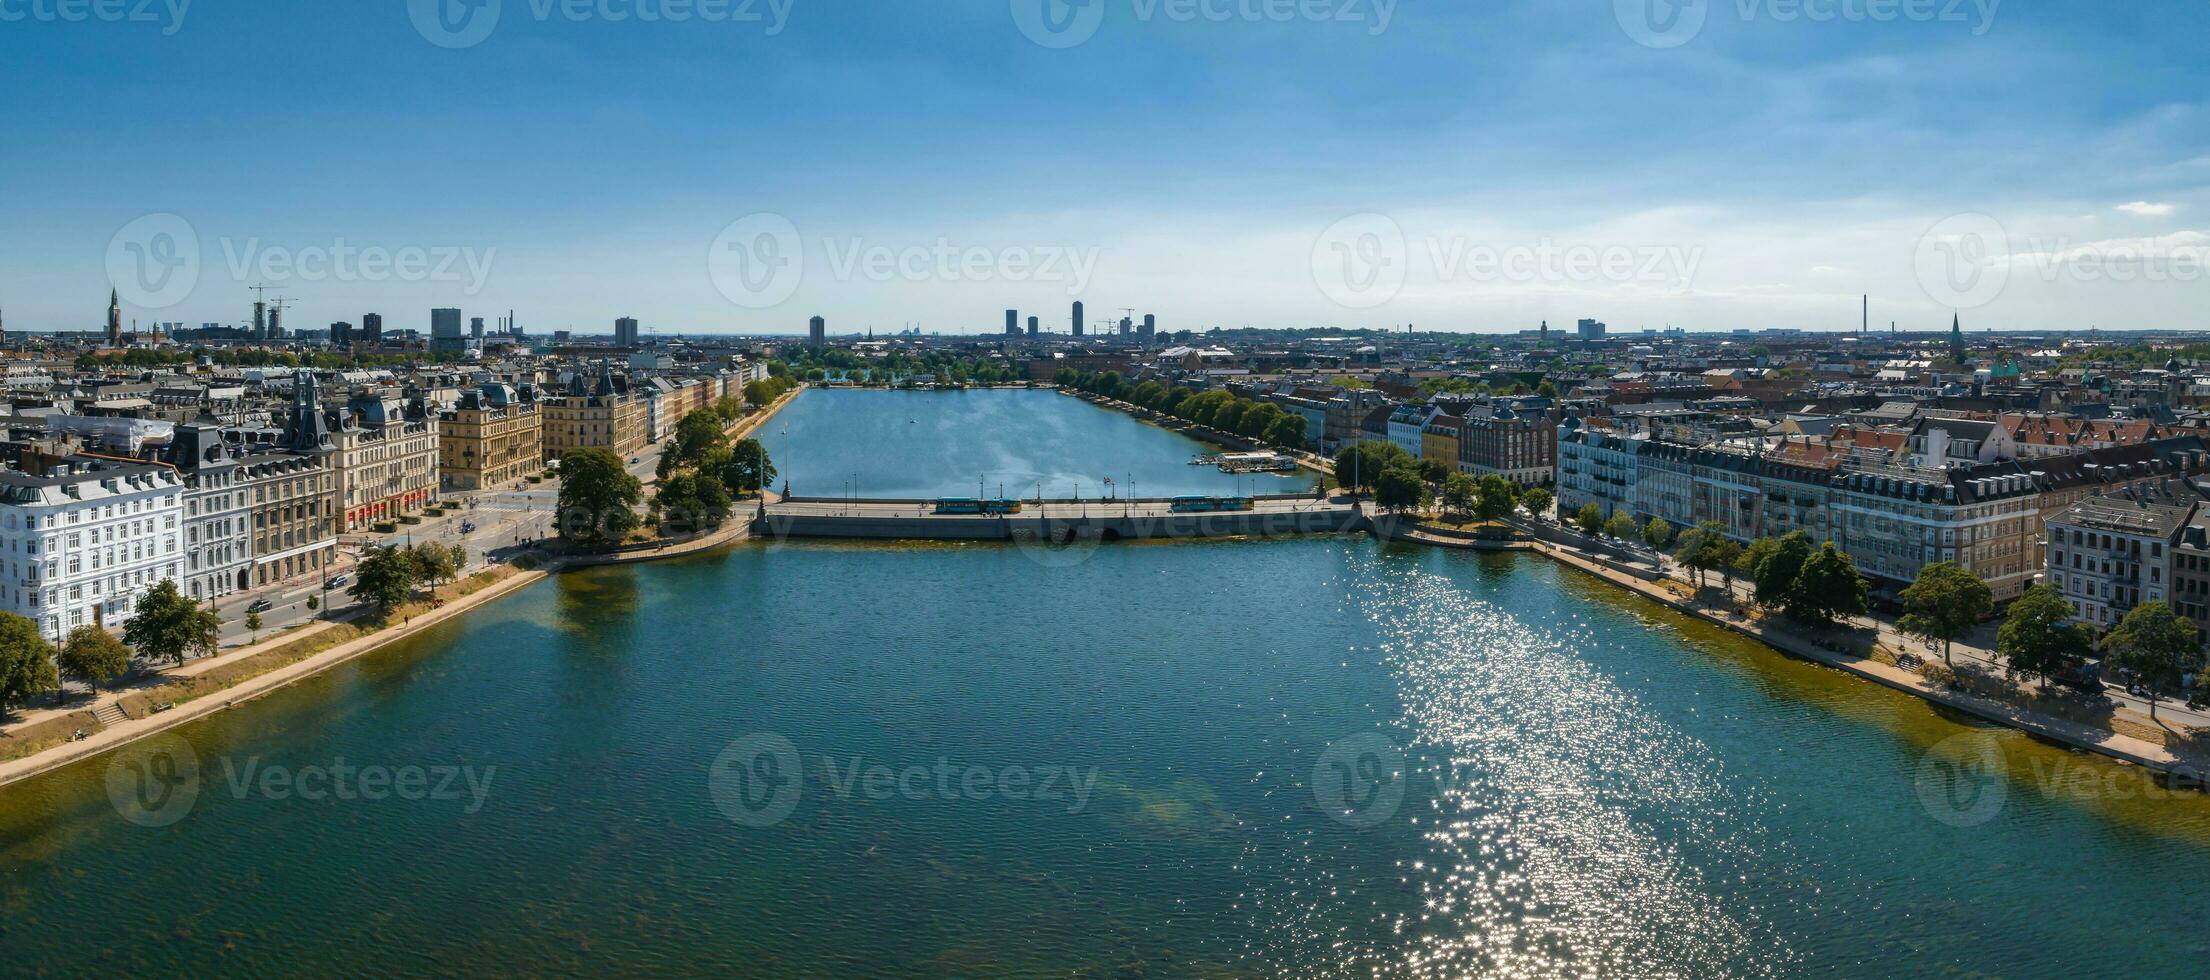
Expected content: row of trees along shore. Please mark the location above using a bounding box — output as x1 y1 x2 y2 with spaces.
556 402 781 553
1331 440 1553 520
1572 511 2210 718
0 580 231 711
1055 371 1310 451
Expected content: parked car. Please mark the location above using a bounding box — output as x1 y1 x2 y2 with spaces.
246 598 274 613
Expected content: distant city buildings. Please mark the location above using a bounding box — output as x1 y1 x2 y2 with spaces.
431 308 466 355
616 316 640 348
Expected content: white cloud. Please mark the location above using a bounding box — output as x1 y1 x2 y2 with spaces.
2115 201 2178 217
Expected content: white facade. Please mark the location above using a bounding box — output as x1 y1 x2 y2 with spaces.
0 461 186 642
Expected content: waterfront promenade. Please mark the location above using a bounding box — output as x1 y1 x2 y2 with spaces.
1515 528 2210 782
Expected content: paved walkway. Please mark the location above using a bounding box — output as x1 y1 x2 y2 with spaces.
1528 538 2207 780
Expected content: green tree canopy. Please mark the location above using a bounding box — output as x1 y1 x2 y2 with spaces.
59 625 133 692
1898 561 1994 664
655 471 734 534
350 547 419 617
1440 472 1478 517
122 580 221 667
1741 532 1812 612
1475 475 1519 522
1997 585 2093 688
720 438 777 496
1519 487 1552 518
1572 502 1606 535
0 613 58 711
1335 441 1412 493
1786 542 1869 626
557 448 644 549
1373 462 1430 514
2102 600 2200 718
659 408 731 478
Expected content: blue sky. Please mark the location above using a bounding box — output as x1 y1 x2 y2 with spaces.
3 0 2208 336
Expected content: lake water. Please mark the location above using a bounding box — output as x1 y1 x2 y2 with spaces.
756 387 1319 499
2 393 2208 976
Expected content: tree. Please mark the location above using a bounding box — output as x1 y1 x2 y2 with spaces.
1786 542 1868 627
1475 475 1518 523
2102 601 2200 720
1604 512 1639 540
1740 532 1812 612
1536 381 1559 398
1642 518 1674 551
557 447 644 549
0 613 57 712
1417 458 1454 488
404 541 460 587
1335 441 1411 494
1997 585 2093 689
1519 487 1552 519
245 610 263 643
655 471 734 534
1372 462 1430 514
720 438 777 496
1675 521 1738 590
1263 414 1307 450
350 547 419 618
1440 472 1478 517
122 580 221 667
58 625 132 694
658 409 730 477
1897 561 1994 665
1572 503 1606 536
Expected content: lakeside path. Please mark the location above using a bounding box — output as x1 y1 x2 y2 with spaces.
0 387 805 794
1526 537 2210 782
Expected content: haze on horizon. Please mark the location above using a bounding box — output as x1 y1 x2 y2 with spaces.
3 0 2207 337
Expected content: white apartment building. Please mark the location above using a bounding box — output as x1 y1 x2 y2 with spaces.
0 459 185 642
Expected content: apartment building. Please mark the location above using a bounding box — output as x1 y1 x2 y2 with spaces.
330 390 439 531
1459 406 1555 486
541 365 647 462
163 423 255 601
441 383 543 492
2045 481 2201 629
0 457 185 642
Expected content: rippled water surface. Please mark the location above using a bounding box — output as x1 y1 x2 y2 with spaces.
3 540 2210 976
757 387 1319 498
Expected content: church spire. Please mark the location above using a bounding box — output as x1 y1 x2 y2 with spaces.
1949 311 1965 360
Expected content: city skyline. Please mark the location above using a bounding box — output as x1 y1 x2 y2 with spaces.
5 3 2209 334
